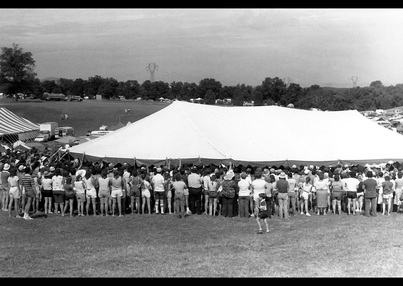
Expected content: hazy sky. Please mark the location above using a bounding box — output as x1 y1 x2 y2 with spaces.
1 8 403 88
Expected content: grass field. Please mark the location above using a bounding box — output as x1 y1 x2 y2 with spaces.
0 209 403 277
0 97 169 137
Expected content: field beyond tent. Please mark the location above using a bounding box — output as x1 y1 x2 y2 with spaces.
0 210 403 277
0 98 169 137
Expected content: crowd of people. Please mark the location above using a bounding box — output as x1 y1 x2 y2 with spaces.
0 146 402 233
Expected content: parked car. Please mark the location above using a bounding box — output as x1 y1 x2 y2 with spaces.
69 95 83 102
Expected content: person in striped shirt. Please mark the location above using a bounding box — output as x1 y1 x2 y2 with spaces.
20 167 36 220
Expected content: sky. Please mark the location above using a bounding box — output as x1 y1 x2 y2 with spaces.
1 8 403 88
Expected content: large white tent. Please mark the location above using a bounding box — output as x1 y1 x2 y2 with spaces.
0 107 40 143
69 101 403 167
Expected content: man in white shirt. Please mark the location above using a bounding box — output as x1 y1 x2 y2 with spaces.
187 166 203 215
341 171 360 215
152 167 165 214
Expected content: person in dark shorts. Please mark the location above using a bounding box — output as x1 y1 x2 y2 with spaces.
256 193 271 234
63 176 75 217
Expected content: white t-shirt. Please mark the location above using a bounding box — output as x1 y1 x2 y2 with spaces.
238 179 251 197
251 178 267 198
342 177 360 193
152 173 165 192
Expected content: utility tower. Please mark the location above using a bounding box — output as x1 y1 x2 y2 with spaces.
283 77 291 88
350 76 358 87
146 63 158 82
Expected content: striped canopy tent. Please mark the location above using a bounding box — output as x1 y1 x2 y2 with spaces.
0 107 40 144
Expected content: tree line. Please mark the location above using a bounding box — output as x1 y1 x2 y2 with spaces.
1 43 403 111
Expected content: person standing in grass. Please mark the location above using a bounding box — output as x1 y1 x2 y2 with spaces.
152 167 165 215
110 169 125 217
342 171 360 215
128 169 142 215
394 171 403 211
52 168 65 216
314 172 329 215
251 170 268 217
187 166 203 215
20 167 36 220
164 170 174 214
382 174 394 216
98 169 111 216
141 174 152 215
356 174 365 213
63 176 75 217
276 172 290 219
330 174 344 215
287 171 297 216
299 176 312 216
41 171 53 214
208 173 219 216
238 172 252 218
8 167 21 218
202 168 211 215
362 171 378 217
33 170 42 213
256 193 270 234
172 172 188 218
1 163 11 211
74 174 86 216
83 169 98 216
220 169 237 218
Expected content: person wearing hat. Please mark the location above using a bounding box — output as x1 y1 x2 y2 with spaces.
187 166 203 215
152 167 165 214
17 164 26 214
275 172 290 219
220 169 237 218
1 163 10 211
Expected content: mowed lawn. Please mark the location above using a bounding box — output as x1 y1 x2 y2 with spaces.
0 210 403 277
0 98 169 137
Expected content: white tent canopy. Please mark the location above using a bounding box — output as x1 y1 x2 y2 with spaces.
69 101 403 166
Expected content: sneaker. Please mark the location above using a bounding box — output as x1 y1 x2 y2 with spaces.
266 229 270 233
257 229 263 234
301 212 304 215
119 214 123 217
24 215 33 220
306 213 311 216
250 214 255 217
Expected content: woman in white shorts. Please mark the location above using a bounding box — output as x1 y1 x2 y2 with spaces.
8 168 21 218
82 169 98 216
141 174 152 215
98 170 111 216
110 170 125 217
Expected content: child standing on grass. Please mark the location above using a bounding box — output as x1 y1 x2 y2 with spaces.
299 176 312 216
98 169 111 216
63 176 75 217
382 174 394 216
256 193 270 234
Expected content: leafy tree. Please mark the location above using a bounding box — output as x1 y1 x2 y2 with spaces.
97 77 119 99
232 88 244 106
204 90 216 105
197 78 222 98
41 80 58 93
259 77 286 103
169 81 183 100
0 43 36 95
370 80 383 89
253 89 264 106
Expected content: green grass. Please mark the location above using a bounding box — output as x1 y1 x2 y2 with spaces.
1 210 403 277
0 98 169 137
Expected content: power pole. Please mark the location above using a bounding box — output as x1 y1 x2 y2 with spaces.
350 76 358 87
146 63 158 83
283 77 291 88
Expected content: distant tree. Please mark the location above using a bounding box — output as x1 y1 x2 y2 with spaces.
70 78 86 96
86 75 105 95
232 88 244 106
259 77 287 103
169 81 183 100
41 80 58 93
58 78 74 95
370 80 383 89
0 43 36 95
97 77 119 99
204 89 216 105
148 81 170 101
253 89 264 106
219 85 236 100
197 78 222 98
